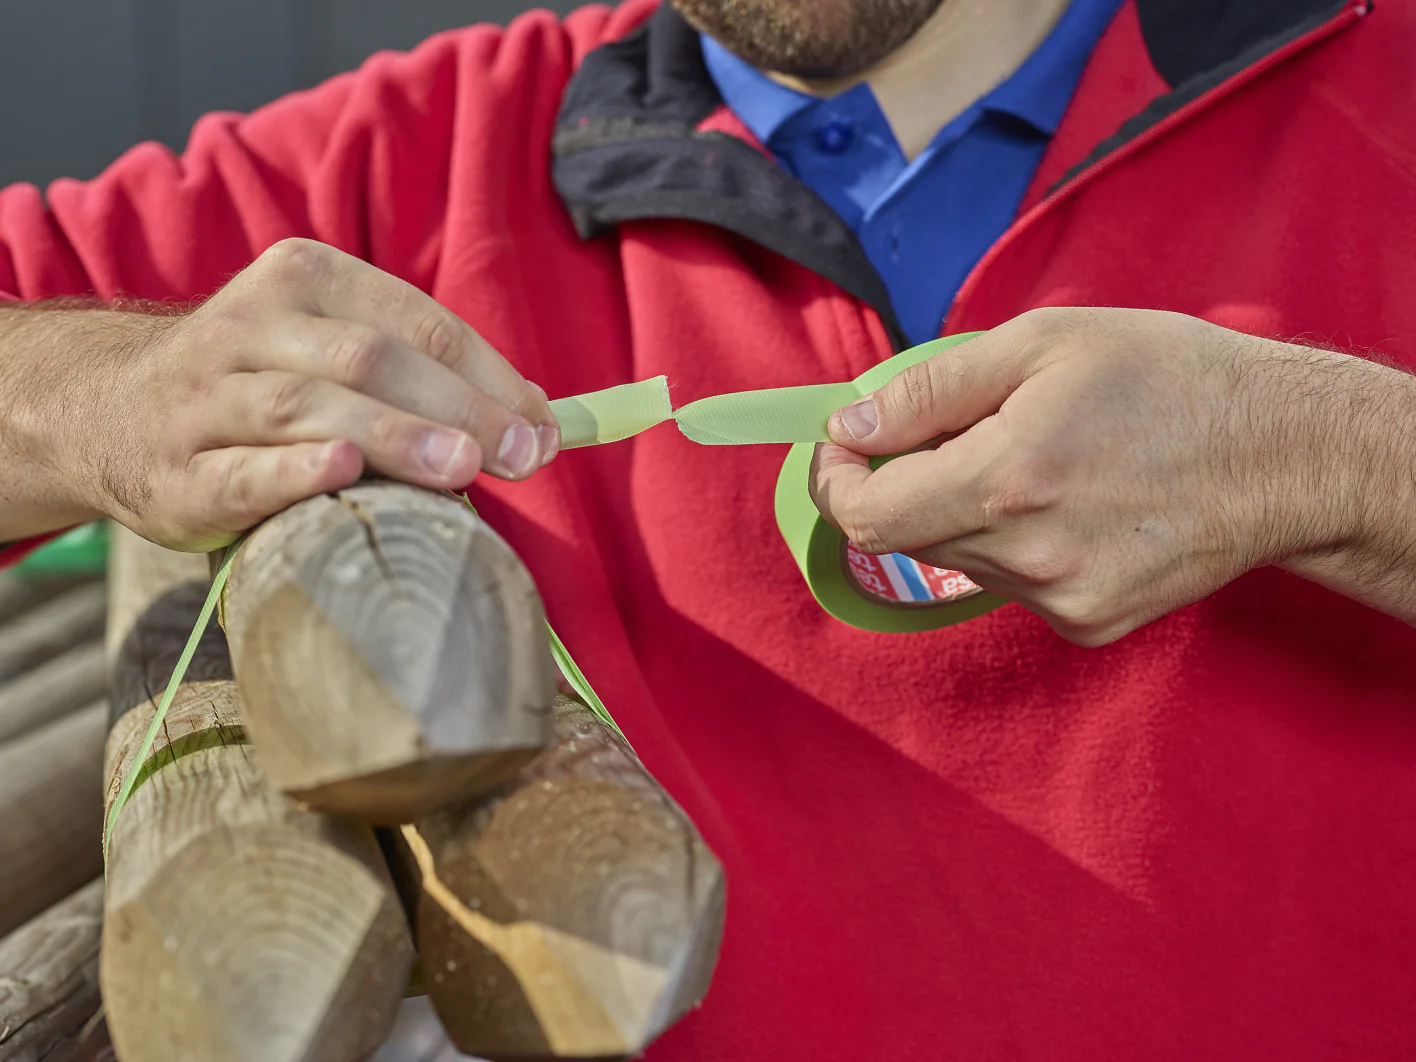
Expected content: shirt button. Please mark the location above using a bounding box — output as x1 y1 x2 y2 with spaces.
814 117 856 154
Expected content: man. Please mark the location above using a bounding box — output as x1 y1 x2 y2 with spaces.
2 0 1414 1057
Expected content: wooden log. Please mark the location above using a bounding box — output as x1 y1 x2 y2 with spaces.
0 704 105 938
101 528 412 1062
0 583 106 686
0 572 89 630
0 879 103 1062
0 641 107 745
221 483 554 824
397 695 726 1060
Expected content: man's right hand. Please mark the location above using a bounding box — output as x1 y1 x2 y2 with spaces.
1 239 560 551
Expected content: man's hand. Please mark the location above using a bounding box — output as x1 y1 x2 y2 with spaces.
811 307 1416 644
0 239 559 550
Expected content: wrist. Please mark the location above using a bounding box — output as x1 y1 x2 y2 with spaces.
1265 348 1416 595
0 308 161 536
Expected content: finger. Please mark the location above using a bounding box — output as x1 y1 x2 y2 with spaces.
199 371 496 486
826 324 1045 456
187 440 365 535
231 315 548 476
248 241 559 446
809 420 1008 555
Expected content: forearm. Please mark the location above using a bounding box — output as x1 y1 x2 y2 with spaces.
1278 352 1416 624
0 305 157 540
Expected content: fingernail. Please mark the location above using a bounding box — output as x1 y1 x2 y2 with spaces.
841 396 878 440
536 423 560 467
497 423 539 478
419 429 471 475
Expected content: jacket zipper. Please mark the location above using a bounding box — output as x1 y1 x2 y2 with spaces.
941 0 1370 335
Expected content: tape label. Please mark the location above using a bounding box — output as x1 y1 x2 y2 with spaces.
843 542 981 607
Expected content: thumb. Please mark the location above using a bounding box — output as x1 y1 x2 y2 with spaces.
826 330 1041 455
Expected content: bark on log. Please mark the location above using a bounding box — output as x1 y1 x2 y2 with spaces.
0 879 102 1062
101 528 412 1062
397 696 725 1060
0 584 106 686
0 705 105 938
220 483 554 823
0 641 107 745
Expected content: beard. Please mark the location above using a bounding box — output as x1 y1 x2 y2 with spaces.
671 0 947 79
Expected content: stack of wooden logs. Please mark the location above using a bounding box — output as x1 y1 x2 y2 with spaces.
0 484 724 1062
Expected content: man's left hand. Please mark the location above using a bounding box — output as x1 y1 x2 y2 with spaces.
811 307 1415 645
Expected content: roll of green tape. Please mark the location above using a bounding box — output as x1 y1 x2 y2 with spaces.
770 333 1008 633
549 331 1009 633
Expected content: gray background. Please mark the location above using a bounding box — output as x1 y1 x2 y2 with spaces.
0 0 588 188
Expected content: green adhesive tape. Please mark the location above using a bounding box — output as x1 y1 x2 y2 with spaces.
105 331 1012 856
549 332 1009 633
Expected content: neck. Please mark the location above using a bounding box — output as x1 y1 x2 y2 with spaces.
771 0 1074 161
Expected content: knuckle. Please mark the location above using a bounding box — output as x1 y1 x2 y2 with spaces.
411 310 468 369
892 362 947 423
256 237 330 283
1014 305 1075 338
265 375 313 428
1043 592 1117 646
978 456 1056 531
211 451 253 517
1007 540 1079 588
838 509 893 556
328 327 387 388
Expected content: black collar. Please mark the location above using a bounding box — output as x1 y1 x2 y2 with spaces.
552 0 1350 350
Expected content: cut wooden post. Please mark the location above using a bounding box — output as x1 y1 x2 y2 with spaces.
0 879 103 1062
102 528 412 1062
221 483 554 823
0 582 106 685
398 695 726 1060
0 640 107 745
0 703 105 937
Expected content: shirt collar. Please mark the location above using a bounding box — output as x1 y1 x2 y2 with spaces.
700 35 816 147
983 0 1125 134
701 0 1124 146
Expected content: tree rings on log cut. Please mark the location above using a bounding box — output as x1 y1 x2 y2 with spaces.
102 529 411 1062
102 680 413 1062
221 484 554 823
401 696 725 1060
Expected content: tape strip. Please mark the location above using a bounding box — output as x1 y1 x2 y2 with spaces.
550 333 1008 633
105 333 999 855
103 540 241 872
105 511 621 860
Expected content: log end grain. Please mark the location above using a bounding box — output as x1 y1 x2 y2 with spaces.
224 484 555 822
410 697 726 1060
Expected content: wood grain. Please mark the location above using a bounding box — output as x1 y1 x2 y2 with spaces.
0 640 106 745
221 483 554 823
399 696 725 1060
0 879 102 1062
101 528 412 1062
0 705 105 938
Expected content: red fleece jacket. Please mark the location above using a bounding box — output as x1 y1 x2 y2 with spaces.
4 1 1416 1057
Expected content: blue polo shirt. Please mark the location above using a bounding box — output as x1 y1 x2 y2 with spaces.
701 0 1123 345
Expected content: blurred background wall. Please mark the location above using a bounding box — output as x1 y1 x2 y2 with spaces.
0 0 593 188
